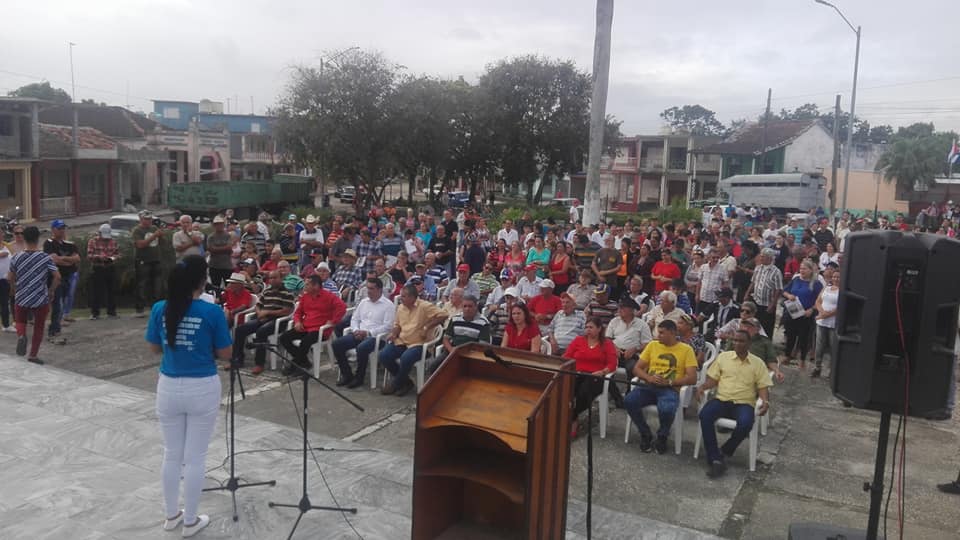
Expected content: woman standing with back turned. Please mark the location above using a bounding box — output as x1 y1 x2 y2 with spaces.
145 255 232 537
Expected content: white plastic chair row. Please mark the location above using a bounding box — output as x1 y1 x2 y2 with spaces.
373 324 445 393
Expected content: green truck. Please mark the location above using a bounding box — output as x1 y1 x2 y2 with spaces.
166 174 313 218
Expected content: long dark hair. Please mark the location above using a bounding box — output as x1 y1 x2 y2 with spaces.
508 302 536 330
164 255 208 346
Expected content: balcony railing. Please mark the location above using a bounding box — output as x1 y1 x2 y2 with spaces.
242 151 273 162
668 159 687 171
639 157 663 170
39 196 74 217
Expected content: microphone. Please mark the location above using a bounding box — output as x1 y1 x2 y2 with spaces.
483 347 511 368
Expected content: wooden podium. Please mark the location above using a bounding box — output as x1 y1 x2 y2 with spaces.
411 343 574 540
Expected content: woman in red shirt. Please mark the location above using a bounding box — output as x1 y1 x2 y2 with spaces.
487 239 509 274
502 302 541 353
563 317 617 437
650 250 681 294
548 240 574 294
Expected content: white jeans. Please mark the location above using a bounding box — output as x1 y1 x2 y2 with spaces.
156 374 221 523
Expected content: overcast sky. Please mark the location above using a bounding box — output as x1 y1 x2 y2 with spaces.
3 0 959 136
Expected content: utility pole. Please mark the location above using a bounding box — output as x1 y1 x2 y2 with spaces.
758 88 772 175
830 94 841 221
583 0 614 227
69 42 78 149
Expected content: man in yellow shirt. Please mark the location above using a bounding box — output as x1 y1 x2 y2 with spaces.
697 329 772 478
624 319 698 454
378 284 448 396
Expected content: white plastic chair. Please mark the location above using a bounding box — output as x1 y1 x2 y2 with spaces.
622 377 692 455
540 340 552 356
338 328 389 388
597 368 623 439
693 388 763 472
375 324 445 393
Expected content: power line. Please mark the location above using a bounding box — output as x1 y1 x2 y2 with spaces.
0 67 153 104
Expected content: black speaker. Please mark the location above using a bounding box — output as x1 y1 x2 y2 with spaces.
833 230 960 416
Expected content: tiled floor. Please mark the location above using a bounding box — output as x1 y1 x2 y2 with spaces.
0 354 717 539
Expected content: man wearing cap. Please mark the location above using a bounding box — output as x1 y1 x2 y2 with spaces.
238 258 264 294
713 287 740 330
527 279 562 335
86 224 119 319
132 210 163 317
378 284 448 396
315 262 339 294
231 270 295 375
43 219 79 342
220 272 255 328
443 264 480 302
298 215 325 271
240 220 266 256
423 252 448 287
332 278 396 388
484 269 513 316
548 293 585 355
332 248 364 300
490 287 521 345
606 296 653 374
205 215 235 289
625 319 698 454
745 248 783 337
408 265 438 301
585 283 618 328
516 264 543 301
174 215 203 263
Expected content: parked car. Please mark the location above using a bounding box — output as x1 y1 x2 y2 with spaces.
421 186 443 197
339 186 356 203
447 191 471 208
542 197 581 208
110 213 177 238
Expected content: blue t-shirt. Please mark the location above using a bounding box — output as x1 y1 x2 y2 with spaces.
145 299 232 378
784 276 824 310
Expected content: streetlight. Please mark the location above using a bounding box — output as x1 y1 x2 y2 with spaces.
815 0 860 221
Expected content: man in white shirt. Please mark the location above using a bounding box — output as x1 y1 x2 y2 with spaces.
516 264 543 301
548 292 585 354
331 278 396 388
590 222 610 246
606 297 653 374
568 204 580 224
497 219 519 247
298 215 325 271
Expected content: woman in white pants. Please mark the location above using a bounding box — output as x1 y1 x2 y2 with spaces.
813 270 840 379
146 255 232 537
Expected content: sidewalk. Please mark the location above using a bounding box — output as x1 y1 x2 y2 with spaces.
0 353 718 540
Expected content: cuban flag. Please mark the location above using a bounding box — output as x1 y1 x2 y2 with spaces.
949 139 960 164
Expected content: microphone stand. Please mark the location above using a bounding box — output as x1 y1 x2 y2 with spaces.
483 348 608 540
256 342 364 540
202 354 275 521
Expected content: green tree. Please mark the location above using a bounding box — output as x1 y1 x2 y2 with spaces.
773 102 821 121
660 105 727 136
876 128 955 192
390 75 461 205
8 82 71 103
274 49 401 214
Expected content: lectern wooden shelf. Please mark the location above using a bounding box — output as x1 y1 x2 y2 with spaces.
412 344 574 540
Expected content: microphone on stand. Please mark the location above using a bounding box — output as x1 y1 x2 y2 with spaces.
483 347 512 369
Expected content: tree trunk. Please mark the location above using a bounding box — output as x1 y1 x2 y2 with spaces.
407 168 417 206
583 0 614 226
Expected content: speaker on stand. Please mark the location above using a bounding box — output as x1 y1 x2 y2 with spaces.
789 230 960 540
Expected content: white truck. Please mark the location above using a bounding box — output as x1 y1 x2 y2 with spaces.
717 172 826 217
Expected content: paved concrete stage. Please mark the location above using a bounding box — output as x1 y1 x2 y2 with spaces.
0 353 717 539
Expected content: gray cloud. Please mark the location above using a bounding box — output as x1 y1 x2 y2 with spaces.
2 0 957 135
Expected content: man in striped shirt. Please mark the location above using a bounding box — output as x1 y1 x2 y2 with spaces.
585 283 618 328
745 248 783 337
547 293 585 355
8 226 60 364
442 295 491 355
231 271 295 374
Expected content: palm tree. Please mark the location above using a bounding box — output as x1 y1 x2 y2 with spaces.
875 136 946 193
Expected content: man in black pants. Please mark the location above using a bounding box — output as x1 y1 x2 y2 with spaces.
132 210 163 317
230 271 295 375
86 224 119 319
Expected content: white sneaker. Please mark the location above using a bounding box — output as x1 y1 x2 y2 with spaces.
162 510 183 531
181 514 209 538
2 326 14 333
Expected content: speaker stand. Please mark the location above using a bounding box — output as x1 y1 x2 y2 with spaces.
788 411 891 540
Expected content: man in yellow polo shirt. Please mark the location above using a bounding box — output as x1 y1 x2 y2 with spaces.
697 329 772 478
378 284 448 396
624 319 698 454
